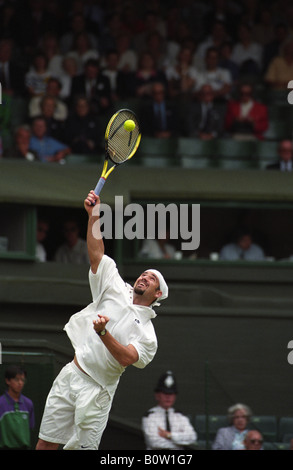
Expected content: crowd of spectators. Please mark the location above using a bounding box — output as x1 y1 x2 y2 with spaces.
0 0 293 162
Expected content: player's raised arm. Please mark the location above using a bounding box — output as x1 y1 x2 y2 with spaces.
84 190 104 273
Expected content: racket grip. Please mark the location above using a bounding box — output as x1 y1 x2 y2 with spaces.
91 177 106 205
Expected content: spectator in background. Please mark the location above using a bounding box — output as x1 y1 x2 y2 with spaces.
262 22 288 73
29 77 68 122
134 51 167 99
165 46 200 100
142 371 197 450
195 46 232 101
58 56 78 102
139 229 177 260
265 39 293 90
231 23 263 78
5 125 38 161
54 219 89 264
212 403 252 450
244 430 264 450
59 12 99 55
140 82 179 138
115 31 138 73
67 31 99 74
102 49 132 101
0 38 26 97
25 50 51 97
187 84 225 139
40 31 64 78
195 20 230 69
63 96 101 155
36 218 49 262
70 58 111 115
219 41 240 83
0 365 35 450
219 228 265 261
29 116 71 163
37 95 65 141
266 139 293 171
224 83 268 140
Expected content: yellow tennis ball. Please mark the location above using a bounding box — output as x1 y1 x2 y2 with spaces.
124 119 135 132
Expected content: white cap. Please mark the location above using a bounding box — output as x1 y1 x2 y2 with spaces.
147 269 168 306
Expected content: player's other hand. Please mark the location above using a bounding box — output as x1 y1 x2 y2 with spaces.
84 190 100 215
93 314 109 334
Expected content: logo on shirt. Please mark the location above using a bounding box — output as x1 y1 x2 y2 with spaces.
134 319 140 324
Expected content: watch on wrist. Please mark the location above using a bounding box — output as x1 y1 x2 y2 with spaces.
98 328 107 337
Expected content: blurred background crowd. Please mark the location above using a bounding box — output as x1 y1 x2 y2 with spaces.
1 0 293 160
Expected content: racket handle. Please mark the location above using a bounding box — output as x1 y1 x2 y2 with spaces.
91 177 106 205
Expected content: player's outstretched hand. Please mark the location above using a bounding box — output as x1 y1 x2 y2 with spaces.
84 190 100 215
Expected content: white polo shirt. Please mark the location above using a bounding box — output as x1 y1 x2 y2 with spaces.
64 255 158 395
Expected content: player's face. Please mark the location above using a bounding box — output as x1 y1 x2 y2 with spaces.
134 271 161 302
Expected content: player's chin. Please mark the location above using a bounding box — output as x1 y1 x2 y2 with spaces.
134 286 145 296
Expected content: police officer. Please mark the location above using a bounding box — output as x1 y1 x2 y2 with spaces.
142 371 197 450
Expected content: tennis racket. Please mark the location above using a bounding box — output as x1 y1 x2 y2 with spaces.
93 108 141 198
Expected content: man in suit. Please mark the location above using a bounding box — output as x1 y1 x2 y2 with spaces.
140 81 179 138
187 84 224 139
266 139 293 171
70 58 111 115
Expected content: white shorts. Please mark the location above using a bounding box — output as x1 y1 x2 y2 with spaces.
39 361 112 450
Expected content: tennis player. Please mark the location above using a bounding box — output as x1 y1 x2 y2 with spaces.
36 190 168 450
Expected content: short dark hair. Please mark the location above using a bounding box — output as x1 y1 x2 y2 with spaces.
5 365 26 380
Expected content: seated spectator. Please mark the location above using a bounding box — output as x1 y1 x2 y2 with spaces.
5 125 38 161
251 7 275 46
165 46 200 99
37 95 65 140
40 31 64 77
67 31 99 74
262 22 288 73
244 430 264 450
195 46 232 101
266 139 293 171
0 38 26 97
70 58 112 115
115 32 138 73
212 403 252 450
29 116 71 163
139 229 177 259
140 82 179 138
59 12 99 55
58 56 78 102
25 50 51 97
28 77 68 122
195 20 230 69
220 228 265 261
54 219 89 264
63 96 102 155
36 218 50 262
219 41 240 82
187 84 225 139
265 39 293 90
133 51 167 99
101 49 133 101
231 23 263 77
224 83 268 140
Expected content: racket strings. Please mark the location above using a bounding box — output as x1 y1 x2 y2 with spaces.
107 111 140 164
